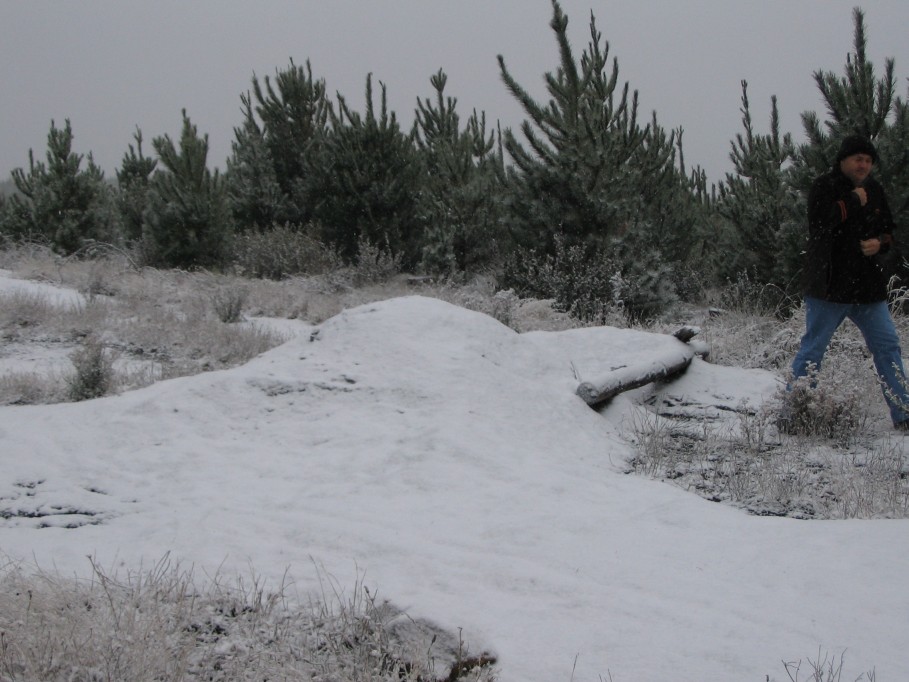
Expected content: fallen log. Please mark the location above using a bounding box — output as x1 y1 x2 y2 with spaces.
576 327 707 408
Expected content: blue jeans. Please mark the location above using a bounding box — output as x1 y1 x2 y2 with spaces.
791 297 909 425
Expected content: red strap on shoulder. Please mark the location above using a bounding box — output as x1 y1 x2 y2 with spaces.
836 200 847 222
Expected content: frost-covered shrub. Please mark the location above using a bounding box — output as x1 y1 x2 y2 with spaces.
713 270 794 317
780 368 868 442
419 196 503 277
349 236 403 286
210 285 248 323
230 223 333 280
67 336 116 401
502 236 613 324
502 234 678 324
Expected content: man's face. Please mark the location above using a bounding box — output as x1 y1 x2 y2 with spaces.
839 153 874 186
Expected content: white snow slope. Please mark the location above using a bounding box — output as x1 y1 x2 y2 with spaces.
1 291 906 681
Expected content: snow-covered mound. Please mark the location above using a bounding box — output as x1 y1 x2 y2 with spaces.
1 295 906 681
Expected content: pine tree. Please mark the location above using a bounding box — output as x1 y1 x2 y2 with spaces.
412 69 505 274
226 94 283 231
497 0 666 253
1 120 116 253
226 60 331 229
143 110 232 268
623 116 716 270
719 82 803 294
498 0 696 320
795 8 896 189
876 95 909 221
306 75 424 268
116 128 157 243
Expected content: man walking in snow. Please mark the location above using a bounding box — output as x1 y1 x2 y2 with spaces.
785 134 909 431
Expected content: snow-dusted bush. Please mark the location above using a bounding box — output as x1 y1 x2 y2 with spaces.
229 223 334 280
210 284 248 324
781 368 868 441
348 236 404 286
502 237 619 324
503 234 679 324
66 335 116 401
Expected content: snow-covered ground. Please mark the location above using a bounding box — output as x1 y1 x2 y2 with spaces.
0 272 906 681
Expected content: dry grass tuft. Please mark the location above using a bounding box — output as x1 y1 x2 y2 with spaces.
777 647 876 681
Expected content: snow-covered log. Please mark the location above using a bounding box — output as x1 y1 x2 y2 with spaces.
576 327 708 408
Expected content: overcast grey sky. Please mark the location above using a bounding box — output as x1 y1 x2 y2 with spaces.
2 1 909 184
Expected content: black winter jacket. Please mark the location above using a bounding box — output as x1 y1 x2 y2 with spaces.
802 168 896 303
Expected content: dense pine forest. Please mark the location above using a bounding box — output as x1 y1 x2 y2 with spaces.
2 3 908 322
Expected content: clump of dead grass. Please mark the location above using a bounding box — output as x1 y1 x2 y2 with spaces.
777 648 876 682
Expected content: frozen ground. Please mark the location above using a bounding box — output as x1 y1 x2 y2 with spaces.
0 271 906 681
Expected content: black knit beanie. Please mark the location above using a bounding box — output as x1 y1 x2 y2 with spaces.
835 134 877 163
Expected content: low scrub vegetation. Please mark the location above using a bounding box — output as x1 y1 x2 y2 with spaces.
0 557 497 682
626 400 909 520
